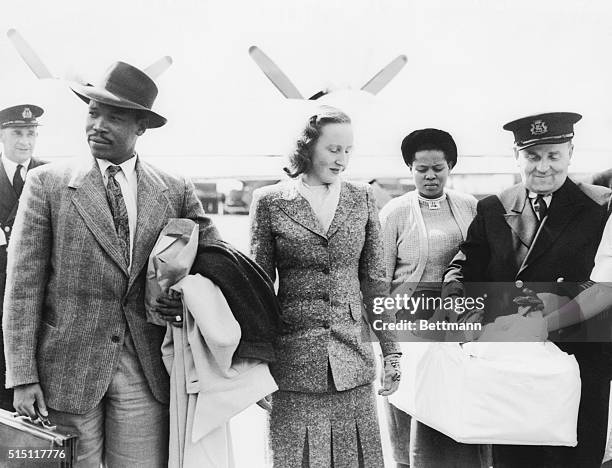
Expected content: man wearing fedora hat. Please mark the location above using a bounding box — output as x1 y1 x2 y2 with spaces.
0 104 46 412
3 62 219 467
443 112 612 467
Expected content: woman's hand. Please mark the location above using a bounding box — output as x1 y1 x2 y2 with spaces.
378 353 401 396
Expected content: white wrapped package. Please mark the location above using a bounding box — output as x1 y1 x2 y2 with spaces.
389 342 581 446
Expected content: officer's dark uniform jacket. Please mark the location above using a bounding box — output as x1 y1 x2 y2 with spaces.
0 156 45 409
442 178 612 467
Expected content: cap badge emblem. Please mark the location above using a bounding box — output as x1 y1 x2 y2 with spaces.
530 120 548 136
21 107 32 119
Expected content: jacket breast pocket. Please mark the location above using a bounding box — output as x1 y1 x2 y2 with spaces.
350 300 364 321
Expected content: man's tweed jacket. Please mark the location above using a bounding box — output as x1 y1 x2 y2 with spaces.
2 156 219 414
249 180 399 393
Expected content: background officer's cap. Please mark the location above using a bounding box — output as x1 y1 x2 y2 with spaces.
0 104 43 129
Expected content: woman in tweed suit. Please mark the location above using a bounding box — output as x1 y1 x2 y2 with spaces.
379 129 484 468
249 106 401 467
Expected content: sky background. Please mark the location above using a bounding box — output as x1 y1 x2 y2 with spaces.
2 0 612 175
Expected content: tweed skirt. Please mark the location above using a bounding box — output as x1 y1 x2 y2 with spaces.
268 383 383 468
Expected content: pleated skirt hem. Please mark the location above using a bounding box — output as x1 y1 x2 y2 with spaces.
268 383 383 468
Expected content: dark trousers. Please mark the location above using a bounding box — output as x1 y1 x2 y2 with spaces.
493 346 611 468
0 323 14 411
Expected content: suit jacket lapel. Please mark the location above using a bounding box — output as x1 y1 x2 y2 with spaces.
274 182 327 238
28 157 45 171
0 160 17 220
327 182 359 238
70 158 129 276
499 185 537 275
128 159 169 289
2 157 48 225
501 185 538 249
520 179 583 272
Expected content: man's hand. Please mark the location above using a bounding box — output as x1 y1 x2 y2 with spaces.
154 290 184 327
430 307 447 323
13 383 47 419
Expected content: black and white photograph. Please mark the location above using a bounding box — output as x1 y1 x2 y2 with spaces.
0 1 611 467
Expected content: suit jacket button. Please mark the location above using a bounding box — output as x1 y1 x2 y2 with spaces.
322 267 330 275
111 335 121 343
321 293 329 302
323 323 330 329
4 226 9 233
122 299 128 307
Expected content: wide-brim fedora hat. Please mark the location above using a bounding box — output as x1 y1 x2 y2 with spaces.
70 61 166 128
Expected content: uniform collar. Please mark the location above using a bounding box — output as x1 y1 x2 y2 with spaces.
1 154 31 181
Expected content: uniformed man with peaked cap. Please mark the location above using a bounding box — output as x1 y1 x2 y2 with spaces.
0 104 46 411
443 112 612 467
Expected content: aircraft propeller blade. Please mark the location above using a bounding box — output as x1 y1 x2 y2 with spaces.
7 28 55 79
7 30 171 86
248 46 303 99
309 90 329 100
144 56 173 79
360 54 407 95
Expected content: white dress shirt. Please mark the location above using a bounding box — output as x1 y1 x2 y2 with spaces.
2 154 30 187
96 156 138 268
527 192 552 221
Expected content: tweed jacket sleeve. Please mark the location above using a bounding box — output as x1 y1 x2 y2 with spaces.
359 185 400 355
248 189 276 283
3 169 51 387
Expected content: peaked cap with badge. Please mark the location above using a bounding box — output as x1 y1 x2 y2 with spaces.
503 112 582 150
0 104 43 129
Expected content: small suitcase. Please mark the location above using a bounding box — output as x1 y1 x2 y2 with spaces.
0 408 77 467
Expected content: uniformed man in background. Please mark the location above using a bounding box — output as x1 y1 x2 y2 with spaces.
0 104 45 411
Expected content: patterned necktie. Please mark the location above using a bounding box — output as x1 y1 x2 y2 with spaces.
13 164 24 197
105 165 130 265
534 194 549 222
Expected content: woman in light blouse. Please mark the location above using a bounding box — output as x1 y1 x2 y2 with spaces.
379 128 485 468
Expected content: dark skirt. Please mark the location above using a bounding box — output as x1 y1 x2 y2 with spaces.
386 401 490 467
269 383 383 468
